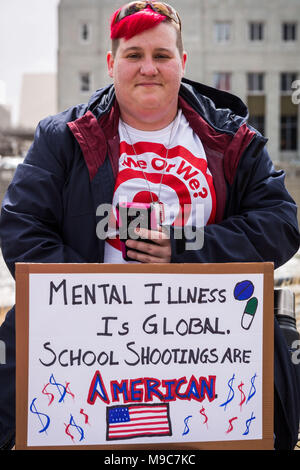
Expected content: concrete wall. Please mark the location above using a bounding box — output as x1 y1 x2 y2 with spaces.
18 74 57 130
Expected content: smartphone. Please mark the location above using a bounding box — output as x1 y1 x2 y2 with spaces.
116 202 161 261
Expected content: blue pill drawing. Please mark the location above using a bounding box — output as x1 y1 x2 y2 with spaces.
234 280 254 301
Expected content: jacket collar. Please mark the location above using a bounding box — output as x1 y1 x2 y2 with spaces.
180 77 249 131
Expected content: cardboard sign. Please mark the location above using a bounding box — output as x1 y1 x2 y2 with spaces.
15 263 274 450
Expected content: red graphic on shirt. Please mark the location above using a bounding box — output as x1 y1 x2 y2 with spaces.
120 141 209 177
119 140 216 214
133 191 159 204
113 169 192 226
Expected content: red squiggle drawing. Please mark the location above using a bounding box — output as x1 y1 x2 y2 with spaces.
238 382 246 411
41 384 54 406
64 422 74 442
226 417 238 434
199 407 208 428
65 382 75 400
80 408 89 425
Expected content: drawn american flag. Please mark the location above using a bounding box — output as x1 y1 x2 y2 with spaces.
106 403 172 441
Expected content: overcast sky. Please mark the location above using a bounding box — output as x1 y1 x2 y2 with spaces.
0 0 60 124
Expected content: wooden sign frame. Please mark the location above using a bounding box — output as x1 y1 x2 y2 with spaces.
15 262 274 450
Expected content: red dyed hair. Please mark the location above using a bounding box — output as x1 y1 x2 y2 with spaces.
110 5 167 41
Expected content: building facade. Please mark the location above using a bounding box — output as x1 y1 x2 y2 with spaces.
0 105 11 130
57 0 300 163
18 73 57 130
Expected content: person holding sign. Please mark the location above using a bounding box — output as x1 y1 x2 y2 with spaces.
0 1 299 450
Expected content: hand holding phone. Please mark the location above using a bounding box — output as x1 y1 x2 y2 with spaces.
116 202 161 261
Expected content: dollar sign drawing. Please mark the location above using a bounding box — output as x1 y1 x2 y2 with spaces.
41 383 54 406
226 416 238 434
49 373 67 403
243 412 256 435
199 407 208 427
30 398 50 434
69 414 85 442
182 415 193 436
238 381 246 411
220 373 235 410
246 373 257 404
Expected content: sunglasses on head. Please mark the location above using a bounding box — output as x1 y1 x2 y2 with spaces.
114 1 181 30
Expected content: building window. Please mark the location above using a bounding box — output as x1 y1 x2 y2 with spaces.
247 73 265 93
282 22 297 41
249 22 264 41
248 115 265 136
214 22 231 42
80 72 91 93
213 73 231 91
80 22 92 43
247 94 266 136
281 72 298 93
281 116 298 150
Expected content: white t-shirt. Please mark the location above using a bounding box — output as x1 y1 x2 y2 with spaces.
104 109 216 263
